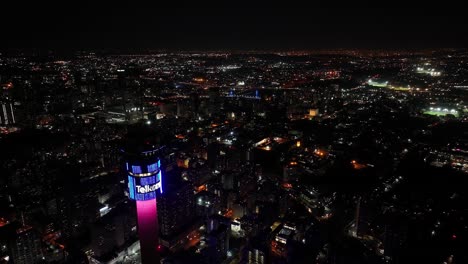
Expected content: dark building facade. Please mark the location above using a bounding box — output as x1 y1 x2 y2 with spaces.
8 226 43 264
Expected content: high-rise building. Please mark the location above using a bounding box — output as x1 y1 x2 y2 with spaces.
205 216 230 263
124 143 164 264
190 92 200 114
208 87 221 116
0 101 15 126
158 180 196 241
352 197 370 238
383 212 407 264
247 248 266 264
195 191 219 218
8 226 43 264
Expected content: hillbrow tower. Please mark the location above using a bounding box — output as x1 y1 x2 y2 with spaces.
124 138 164 263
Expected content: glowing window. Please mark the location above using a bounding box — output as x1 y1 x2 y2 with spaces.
132 165 142 174
147 163 158 173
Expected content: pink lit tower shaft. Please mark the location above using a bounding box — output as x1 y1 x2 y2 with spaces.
125 149 163 263
137 199 159 262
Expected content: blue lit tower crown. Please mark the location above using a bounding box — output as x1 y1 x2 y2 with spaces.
125 148 164 201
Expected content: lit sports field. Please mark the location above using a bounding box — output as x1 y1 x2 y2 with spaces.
424 109 459 117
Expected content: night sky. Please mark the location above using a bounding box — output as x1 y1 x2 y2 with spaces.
2 3 468 51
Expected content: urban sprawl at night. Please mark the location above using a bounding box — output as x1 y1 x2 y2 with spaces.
1 49 468 264
1 5 468 264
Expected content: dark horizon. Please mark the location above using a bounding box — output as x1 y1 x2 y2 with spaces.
2 4 468 51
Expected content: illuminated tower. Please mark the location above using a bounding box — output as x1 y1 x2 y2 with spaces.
125 146 163 263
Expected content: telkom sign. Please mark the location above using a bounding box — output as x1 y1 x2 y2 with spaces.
136 183 160 194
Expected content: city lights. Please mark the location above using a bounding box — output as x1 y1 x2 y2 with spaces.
1 9 467 263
